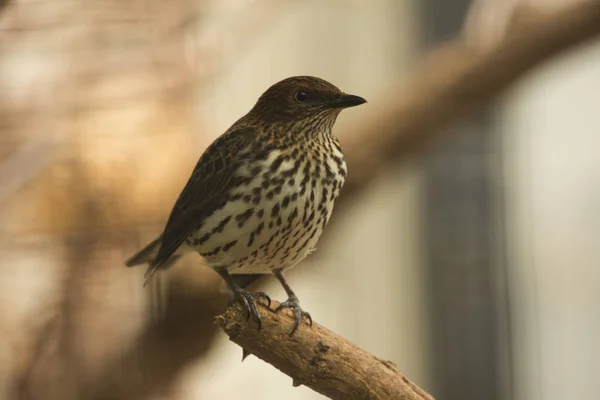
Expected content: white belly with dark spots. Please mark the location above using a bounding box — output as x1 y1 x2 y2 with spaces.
189 146 346 274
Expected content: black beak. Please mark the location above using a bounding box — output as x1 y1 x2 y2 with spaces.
327 94 367 109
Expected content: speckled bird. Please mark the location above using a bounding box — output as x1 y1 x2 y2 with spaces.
125 76 366 334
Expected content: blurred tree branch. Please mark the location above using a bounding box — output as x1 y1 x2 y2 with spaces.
338 1 600 201
0 0 10 15
219 302 435 400
88 275 227 400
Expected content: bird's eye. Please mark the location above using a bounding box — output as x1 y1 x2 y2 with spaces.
295 91 308 102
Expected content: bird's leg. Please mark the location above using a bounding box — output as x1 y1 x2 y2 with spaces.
217 268 271 331
273 269 312 335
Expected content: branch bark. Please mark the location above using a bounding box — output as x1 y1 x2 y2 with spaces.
218 302 434 400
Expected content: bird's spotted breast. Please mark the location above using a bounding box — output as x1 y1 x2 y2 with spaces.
188 138 346 274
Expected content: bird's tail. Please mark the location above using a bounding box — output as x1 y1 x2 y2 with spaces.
125 237 182 286
125 236 163 267
127 238 263 290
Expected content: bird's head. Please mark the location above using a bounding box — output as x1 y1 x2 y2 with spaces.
247 76 366 127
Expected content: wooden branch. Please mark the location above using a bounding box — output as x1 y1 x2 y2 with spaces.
218 302 434 400
339 1 600 198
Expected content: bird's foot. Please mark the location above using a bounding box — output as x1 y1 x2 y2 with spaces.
274 294 312 336
230 286 271 331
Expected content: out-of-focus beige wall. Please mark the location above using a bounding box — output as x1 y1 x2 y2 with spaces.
502 40 600 400
174 1 431 399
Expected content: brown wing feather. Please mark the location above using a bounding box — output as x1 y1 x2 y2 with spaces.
149 127 259 271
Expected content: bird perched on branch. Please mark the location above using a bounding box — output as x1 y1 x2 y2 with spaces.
125 76 366 334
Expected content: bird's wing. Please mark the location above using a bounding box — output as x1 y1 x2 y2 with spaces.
149 126 259 272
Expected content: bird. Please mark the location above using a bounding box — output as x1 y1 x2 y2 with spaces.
125 76 366 334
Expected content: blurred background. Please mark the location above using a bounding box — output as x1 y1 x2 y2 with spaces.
0 0 599 399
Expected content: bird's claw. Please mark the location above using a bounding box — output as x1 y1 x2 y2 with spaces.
230 287 271 331
274 295 312 336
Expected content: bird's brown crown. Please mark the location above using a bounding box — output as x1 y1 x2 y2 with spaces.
246 76 366 124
